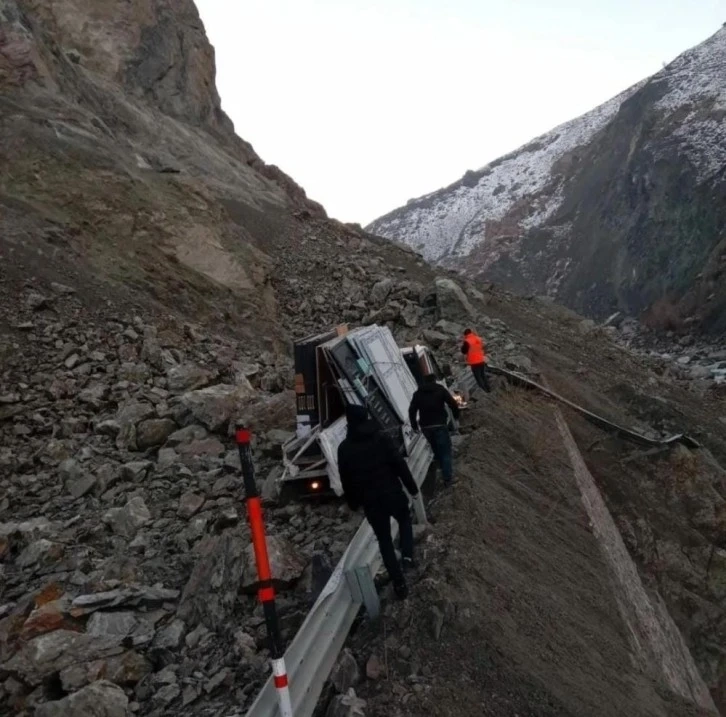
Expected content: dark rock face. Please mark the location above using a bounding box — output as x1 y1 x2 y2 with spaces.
368 28 726 335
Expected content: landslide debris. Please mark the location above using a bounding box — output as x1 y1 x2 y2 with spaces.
2 2 725 716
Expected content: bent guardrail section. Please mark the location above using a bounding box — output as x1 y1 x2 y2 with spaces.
485 365 700 449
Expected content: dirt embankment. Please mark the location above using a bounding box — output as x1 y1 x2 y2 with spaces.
488 292 726 708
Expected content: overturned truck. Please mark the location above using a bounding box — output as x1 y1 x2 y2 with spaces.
281 324 465 497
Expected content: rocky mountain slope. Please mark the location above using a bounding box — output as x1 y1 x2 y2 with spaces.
368 27 726 335
2 3 726 717
1 0 326 348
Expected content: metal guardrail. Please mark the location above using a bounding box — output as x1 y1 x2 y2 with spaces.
245 434 433 717
452 363 698 448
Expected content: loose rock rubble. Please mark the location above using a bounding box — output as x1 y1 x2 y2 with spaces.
0 285 363 715
5 261 724 715
607 315 726 387
1 263 531 715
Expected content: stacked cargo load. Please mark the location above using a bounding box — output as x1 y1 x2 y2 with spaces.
282 324 436 497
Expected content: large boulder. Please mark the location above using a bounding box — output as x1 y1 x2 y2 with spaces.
0 519 59 562
241 535 306 591
140 326 163 371
136 419 177 449
422 329 449 348
59 650 150 691
152 619 186 650
115 401 156 451
78 382 110 409
177 531 247 630
118 362 152 384
177 492 205 519
166 425 208 446
504 355 535 374
166 363 216 393
60 459 96 498
341 276 365 303
35 680 129 717
171 382 255 432
86 612 139 640
103 497 151 538
434 278 475 321
370 278 394 306
234 391 295 435
16 539 64 569
399 302 422 328
2 631 124 686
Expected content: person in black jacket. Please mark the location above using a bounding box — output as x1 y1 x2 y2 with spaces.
409 374 460 486
338 404 419 599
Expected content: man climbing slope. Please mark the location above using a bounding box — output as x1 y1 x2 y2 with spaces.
462 328 491 392
409 374 460 487
338 404 419 599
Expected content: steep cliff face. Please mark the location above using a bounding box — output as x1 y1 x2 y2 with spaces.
0 0 324 340
368 28 726 334
12 0 229 129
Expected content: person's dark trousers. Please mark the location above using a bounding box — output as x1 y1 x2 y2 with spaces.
365 491 413 586
471 362 491 392
422 426 453 484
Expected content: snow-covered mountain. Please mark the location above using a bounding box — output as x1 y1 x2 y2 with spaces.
368 27 726 334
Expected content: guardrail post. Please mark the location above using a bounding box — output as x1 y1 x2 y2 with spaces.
345 565 380 620
411 491 427 525
236 424 293 717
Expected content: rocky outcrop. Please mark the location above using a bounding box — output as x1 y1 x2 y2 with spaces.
3 0 324 212
15 0 227 128
0 0 325 353
368 27 726 335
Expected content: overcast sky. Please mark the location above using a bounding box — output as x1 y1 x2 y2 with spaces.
196 0 725 225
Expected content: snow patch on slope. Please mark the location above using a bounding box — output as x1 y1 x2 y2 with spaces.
654 27 726 112
653 27 726 181
371 83 644 262
371 27 726 265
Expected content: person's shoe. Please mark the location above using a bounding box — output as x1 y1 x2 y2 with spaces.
393 581 409 600
402 557 416 572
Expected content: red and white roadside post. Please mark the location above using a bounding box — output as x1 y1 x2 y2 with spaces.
236 424 293 717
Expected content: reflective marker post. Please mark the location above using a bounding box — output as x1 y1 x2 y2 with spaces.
236 424 293 717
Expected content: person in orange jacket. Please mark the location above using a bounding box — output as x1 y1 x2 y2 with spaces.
461 328 491 392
